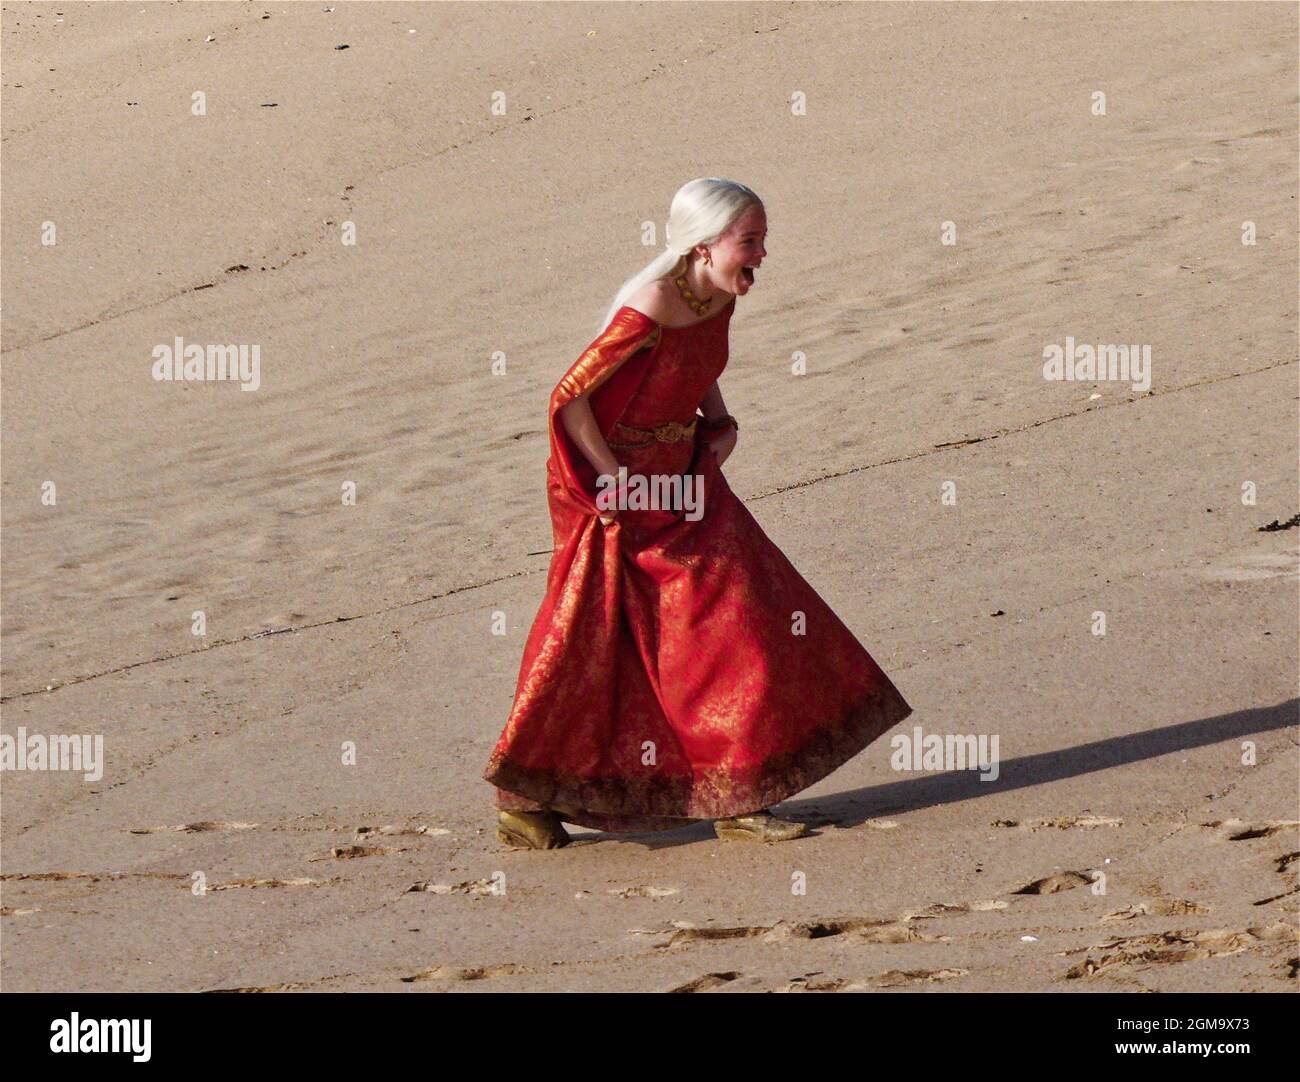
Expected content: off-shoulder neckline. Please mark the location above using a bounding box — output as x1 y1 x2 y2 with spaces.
619 295 736 331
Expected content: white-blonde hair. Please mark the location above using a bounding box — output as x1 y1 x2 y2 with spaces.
599 177 762 333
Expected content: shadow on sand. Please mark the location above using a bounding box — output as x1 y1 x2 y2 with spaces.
576 697 1298 848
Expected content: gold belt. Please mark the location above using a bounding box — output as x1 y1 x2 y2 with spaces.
607 417 697 449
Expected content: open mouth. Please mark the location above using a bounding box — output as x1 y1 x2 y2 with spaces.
740 265 756 284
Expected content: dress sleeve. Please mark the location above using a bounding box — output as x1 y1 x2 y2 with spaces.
551 310 660 408
547 308 661 514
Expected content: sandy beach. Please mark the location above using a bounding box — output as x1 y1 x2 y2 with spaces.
1 0 1297 992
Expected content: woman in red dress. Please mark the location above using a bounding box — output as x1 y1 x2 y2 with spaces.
483 178 913 848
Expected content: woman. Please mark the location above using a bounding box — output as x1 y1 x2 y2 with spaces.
483 177 913 848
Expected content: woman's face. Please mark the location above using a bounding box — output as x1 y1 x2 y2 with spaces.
701 204 767 298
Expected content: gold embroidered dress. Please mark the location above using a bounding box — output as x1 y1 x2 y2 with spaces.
483 298 913 831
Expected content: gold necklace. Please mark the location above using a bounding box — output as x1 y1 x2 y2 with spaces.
673 271 715 316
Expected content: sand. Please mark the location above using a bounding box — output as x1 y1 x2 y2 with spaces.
1 0 1296 992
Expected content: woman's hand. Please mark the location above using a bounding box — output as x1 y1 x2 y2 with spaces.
707 425 738 467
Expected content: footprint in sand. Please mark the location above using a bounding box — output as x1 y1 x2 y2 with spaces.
665 915 949 948
129 821 259 834
1012 871 1096 895
1102 899 1211 921
780 967 969 992
306 844 408 861
401 962 529 983
608 885 679 898
1063 920 1297 980
1202 818 1300 841
993 815 1122 831
210 876 324 891
667 971 742 993
406 878 499 895
354 824 449 840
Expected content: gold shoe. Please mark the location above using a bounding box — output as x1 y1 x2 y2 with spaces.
714 808 808 843
496 809 571 850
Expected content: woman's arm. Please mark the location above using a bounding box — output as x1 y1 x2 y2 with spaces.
699 381 729 423
698 381 739 466
559 394 619 477
559 394 622 522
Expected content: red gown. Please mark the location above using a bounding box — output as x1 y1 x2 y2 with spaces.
482 298 913 832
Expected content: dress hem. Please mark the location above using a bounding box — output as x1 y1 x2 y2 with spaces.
483 680 914 834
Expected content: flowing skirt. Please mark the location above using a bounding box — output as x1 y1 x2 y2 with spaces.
483 436 913 833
